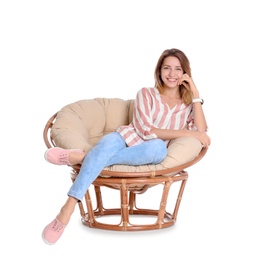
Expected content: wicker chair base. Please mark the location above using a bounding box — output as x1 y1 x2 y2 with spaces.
74 171 188 231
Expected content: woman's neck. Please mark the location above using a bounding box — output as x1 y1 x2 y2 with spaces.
162 88 180 99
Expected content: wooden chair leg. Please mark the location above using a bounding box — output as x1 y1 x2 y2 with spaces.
157 180 172 228
172 173 188 220
120 179 129 230
94 185 104 214
128 191 136 214
84 190 95 227
78 200 86 220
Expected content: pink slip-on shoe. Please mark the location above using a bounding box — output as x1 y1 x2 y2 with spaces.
42 218 66 245
44 147 84 166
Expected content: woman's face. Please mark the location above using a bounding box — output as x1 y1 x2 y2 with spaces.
161 56 184 89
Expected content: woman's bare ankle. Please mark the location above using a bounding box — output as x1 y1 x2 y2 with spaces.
69 152 86 165
56 197 78 225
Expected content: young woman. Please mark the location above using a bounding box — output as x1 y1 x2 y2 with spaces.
42 48 211 245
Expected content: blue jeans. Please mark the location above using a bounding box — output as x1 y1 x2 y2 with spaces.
68 132 167 200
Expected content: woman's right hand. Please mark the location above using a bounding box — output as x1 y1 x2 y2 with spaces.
190 130 211 148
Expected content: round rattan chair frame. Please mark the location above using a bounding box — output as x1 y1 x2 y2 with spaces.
43 112 207 231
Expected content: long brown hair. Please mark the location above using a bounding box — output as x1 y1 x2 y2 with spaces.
154 48 193 105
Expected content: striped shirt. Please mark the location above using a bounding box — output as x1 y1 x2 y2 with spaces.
116 87 196 147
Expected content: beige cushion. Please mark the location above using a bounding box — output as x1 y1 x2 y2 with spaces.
51 98 202 172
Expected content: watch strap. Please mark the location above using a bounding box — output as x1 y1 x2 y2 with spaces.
193 98 204 105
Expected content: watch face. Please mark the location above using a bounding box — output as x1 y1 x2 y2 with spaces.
201 99 204 105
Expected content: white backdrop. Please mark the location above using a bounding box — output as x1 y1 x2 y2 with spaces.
1 0 255 259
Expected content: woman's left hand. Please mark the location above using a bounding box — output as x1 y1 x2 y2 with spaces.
178 74 198 97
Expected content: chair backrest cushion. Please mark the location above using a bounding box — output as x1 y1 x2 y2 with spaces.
51 98 202 172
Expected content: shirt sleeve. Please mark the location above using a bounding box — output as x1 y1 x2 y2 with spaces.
186 108 198 131
132 88 158 140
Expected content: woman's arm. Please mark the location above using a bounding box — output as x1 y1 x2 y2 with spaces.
193 102 208 132
152 74 210 147
132 88 158 140
180 74 208 132
152 128 210 148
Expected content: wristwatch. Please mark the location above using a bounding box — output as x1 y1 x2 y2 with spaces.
193 98 204 105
